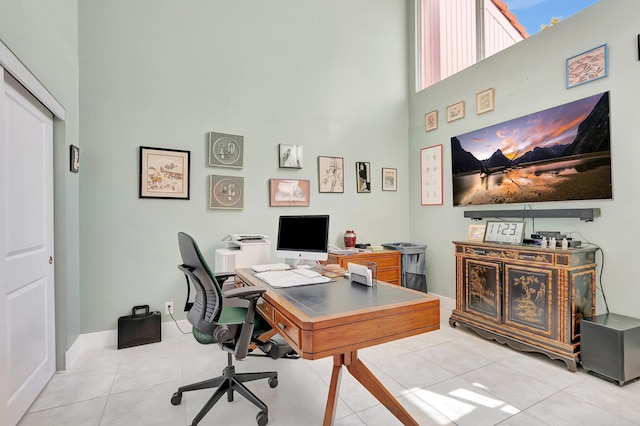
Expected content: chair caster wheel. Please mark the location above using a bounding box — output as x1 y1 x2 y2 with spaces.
256 411 268 426
268 377 278 388
170 392 182 405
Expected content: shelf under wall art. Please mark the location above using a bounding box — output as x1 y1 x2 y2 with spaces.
208 131 244 168
139 146 190 200
209 175 244 209
451 91 611 207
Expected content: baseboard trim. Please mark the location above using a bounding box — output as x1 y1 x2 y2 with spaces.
65 319 191 370
64 296 454 371
436 293 455 311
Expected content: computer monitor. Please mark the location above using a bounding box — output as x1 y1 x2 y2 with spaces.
276 215 330 262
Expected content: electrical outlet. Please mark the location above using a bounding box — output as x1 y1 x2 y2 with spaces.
165 301 173 315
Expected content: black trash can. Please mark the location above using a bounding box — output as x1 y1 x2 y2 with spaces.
382 242 427 293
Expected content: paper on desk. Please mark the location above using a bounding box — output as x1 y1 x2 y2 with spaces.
254 270 330 288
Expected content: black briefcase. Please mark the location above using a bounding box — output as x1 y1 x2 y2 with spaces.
118 305 161 349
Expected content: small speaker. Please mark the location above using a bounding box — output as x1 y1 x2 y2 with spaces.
580 313 640 386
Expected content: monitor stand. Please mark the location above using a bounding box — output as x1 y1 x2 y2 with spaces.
284 258 317 269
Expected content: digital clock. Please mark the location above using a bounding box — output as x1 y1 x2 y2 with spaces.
483 220 525 245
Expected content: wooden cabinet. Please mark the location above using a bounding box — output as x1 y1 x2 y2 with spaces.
323 250 401 286
449 241 597 371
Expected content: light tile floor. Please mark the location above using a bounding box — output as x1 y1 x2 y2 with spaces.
19 308 640 425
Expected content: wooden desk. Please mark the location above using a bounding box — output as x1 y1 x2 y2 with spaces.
235 268 440 425
323 250 402 285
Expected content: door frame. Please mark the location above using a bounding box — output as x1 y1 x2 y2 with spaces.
0 38 65 426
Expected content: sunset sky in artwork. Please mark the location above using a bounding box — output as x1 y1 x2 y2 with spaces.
455 93 604 162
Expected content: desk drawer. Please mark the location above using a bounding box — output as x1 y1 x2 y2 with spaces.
272 309 300 348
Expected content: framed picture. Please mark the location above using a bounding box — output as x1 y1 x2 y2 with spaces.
356 162 371 193
279 144 303 169
420 144 443 205
468 224 486 242
209 175 244 210
476 88 494 114
208 131 244 168
69 145 79 173
446 101 465 122
424 110 438 131
382 168 397 191
318 156 344 193
139 146 190 199
269 179 310 206
566 44 608 89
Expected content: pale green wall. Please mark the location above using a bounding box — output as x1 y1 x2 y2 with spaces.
0 0 80 369
408 0 640 317
3 0 637 355
78 0 411 333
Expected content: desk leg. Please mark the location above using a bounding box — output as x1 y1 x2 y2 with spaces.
323 355 344 426
322 352 418 426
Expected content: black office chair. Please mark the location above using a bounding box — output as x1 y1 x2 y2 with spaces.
170 232 278 426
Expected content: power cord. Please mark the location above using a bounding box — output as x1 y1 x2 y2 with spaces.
169 311 192 334
567 231 609 314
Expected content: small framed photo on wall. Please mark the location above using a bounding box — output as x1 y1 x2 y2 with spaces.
356 162 371 193
69 145 79 173
279 144 303 168
382 168 397 191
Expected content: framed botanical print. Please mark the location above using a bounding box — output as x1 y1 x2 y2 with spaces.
446 101 465 122
139 146 190 199
420 144 443 205
476 88 494 114
425 110 438 131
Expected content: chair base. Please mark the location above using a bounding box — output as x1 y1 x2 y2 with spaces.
171 353 278 426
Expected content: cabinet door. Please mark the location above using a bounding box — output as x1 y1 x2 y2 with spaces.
463 259 501 323
504 265 554 338
571 269 595 342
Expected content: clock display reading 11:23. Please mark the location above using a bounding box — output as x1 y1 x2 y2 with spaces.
483 221 525 245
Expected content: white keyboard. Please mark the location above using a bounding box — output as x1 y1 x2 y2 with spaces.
292 268 322 278
250 263 291 272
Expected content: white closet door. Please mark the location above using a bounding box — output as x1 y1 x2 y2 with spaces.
1 68 55 426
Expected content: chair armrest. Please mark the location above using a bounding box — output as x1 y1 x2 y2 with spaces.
223 286 266 301
214 272 236 283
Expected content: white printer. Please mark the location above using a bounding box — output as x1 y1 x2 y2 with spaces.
214 234 271 273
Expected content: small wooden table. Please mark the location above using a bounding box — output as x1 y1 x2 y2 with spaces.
235 268 440 425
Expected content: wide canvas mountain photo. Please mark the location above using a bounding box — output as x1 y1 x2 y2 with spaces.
451 92 611 206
